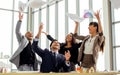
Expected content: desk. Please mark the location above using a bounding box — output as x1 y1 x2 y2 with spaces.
1 72 120 75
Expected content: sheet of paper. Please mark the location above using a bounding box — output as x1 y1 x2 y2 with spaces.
83 10 94 18
18 1 26 12
28 0 47 8
66 13 84 23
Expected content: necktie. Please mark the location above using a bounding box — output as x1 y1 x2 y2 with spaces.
53 52 57 67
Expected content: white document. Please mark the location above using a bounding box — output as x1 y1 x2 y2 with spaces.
111 0 120 9
28 0 47 8
83 10 94 18
66 13 84 23
18 1 26 12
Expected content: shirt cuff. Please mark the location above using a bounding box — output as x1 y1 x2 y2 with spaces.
65 61 70 66
34 38 39 41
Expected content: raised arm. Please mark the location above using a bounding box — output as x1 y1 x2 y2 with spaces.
73 21 85 40
15 12 23 43
94 10 103 34
74 21 79 34
94 10 105 52
42 31 55 41
35 23 43 39
32 23 45 57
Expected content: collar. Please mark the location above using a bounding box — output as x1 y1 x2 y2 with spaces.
51 50 59 54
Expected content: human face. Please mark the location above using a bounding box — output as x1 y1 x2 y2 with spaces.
66 34 73 42
50 41 60 50
25 31 33 40
88 25 97 34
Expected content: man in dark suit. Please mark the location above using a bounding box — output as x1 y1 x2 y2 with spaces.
32 24 71 73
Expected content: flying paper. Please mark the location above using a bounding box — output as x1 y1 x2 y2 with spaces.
83 10 94 18
28 0 47 8
66 13 84 23
18 1 26 12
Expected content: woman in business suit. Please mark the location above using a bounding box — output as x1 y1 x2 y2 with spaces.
74 10 105 71
32 24 71 73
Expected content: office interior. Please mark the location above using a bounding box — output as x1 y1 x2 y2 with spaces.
0 0 120 72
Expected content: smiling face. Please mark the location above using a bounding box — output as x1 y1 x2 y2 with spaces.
50 40 60 51
88 22 98 35
88 25 97 34
25 31 33 41
66 34 73 42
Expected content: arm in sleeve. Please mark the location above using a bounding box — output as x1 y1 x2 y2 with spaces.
46 34 56 41
32 38 45 57
73 33 85 40
15 20 23 43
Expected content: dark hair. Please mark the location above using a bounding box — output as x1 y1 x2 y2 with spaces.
65 33 76 45
50 39 58 47
89 22 98 32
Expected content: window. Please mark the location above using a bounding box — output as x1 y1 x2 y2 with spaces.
114 23 120 45
115 48 120 70
58 0 65 42
49 5 55 38
40 8 47 49
33 11 39 36
0 10 12 71
113 8 120 70
114 8 120 22
79 0 89 35
68 0 76 33
0 0 13 9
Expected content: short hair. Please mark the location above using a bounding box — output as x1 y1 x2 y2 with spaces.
89 22 98 32
50 39 58 47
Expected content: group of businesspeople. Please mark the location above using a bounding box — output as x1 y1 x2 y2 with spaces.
9 10 105 73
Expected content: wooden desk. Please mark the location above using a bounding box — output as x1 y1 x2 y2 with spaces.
1 72 120 75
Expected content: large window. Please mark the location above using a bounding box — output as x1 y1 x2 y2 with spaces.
113 8 120 22
0 0 13 9
114 23 120 45
0 0 28 71
40 8 47 49
79 0 89 35
68 0 76 33
58 0 65 42
49 5 55 38
0 10 12 71
112 8 120 71
115 48 120 70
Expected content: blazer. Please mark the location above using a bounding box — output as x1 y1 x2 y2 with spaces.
74 33 105 67
32 39 70 73
9 20 38 70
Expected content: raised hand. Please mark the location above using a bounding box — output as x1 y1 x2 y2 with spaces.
94 10 102 33
42 31 48 35
35 22 44 39
75 21 79 26
64 50 71 61
19 12 23 21
94 10 100 20
39 22 43 31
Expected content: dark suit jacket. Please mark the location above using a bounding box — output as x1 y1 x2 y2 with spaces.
32 39 70 73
